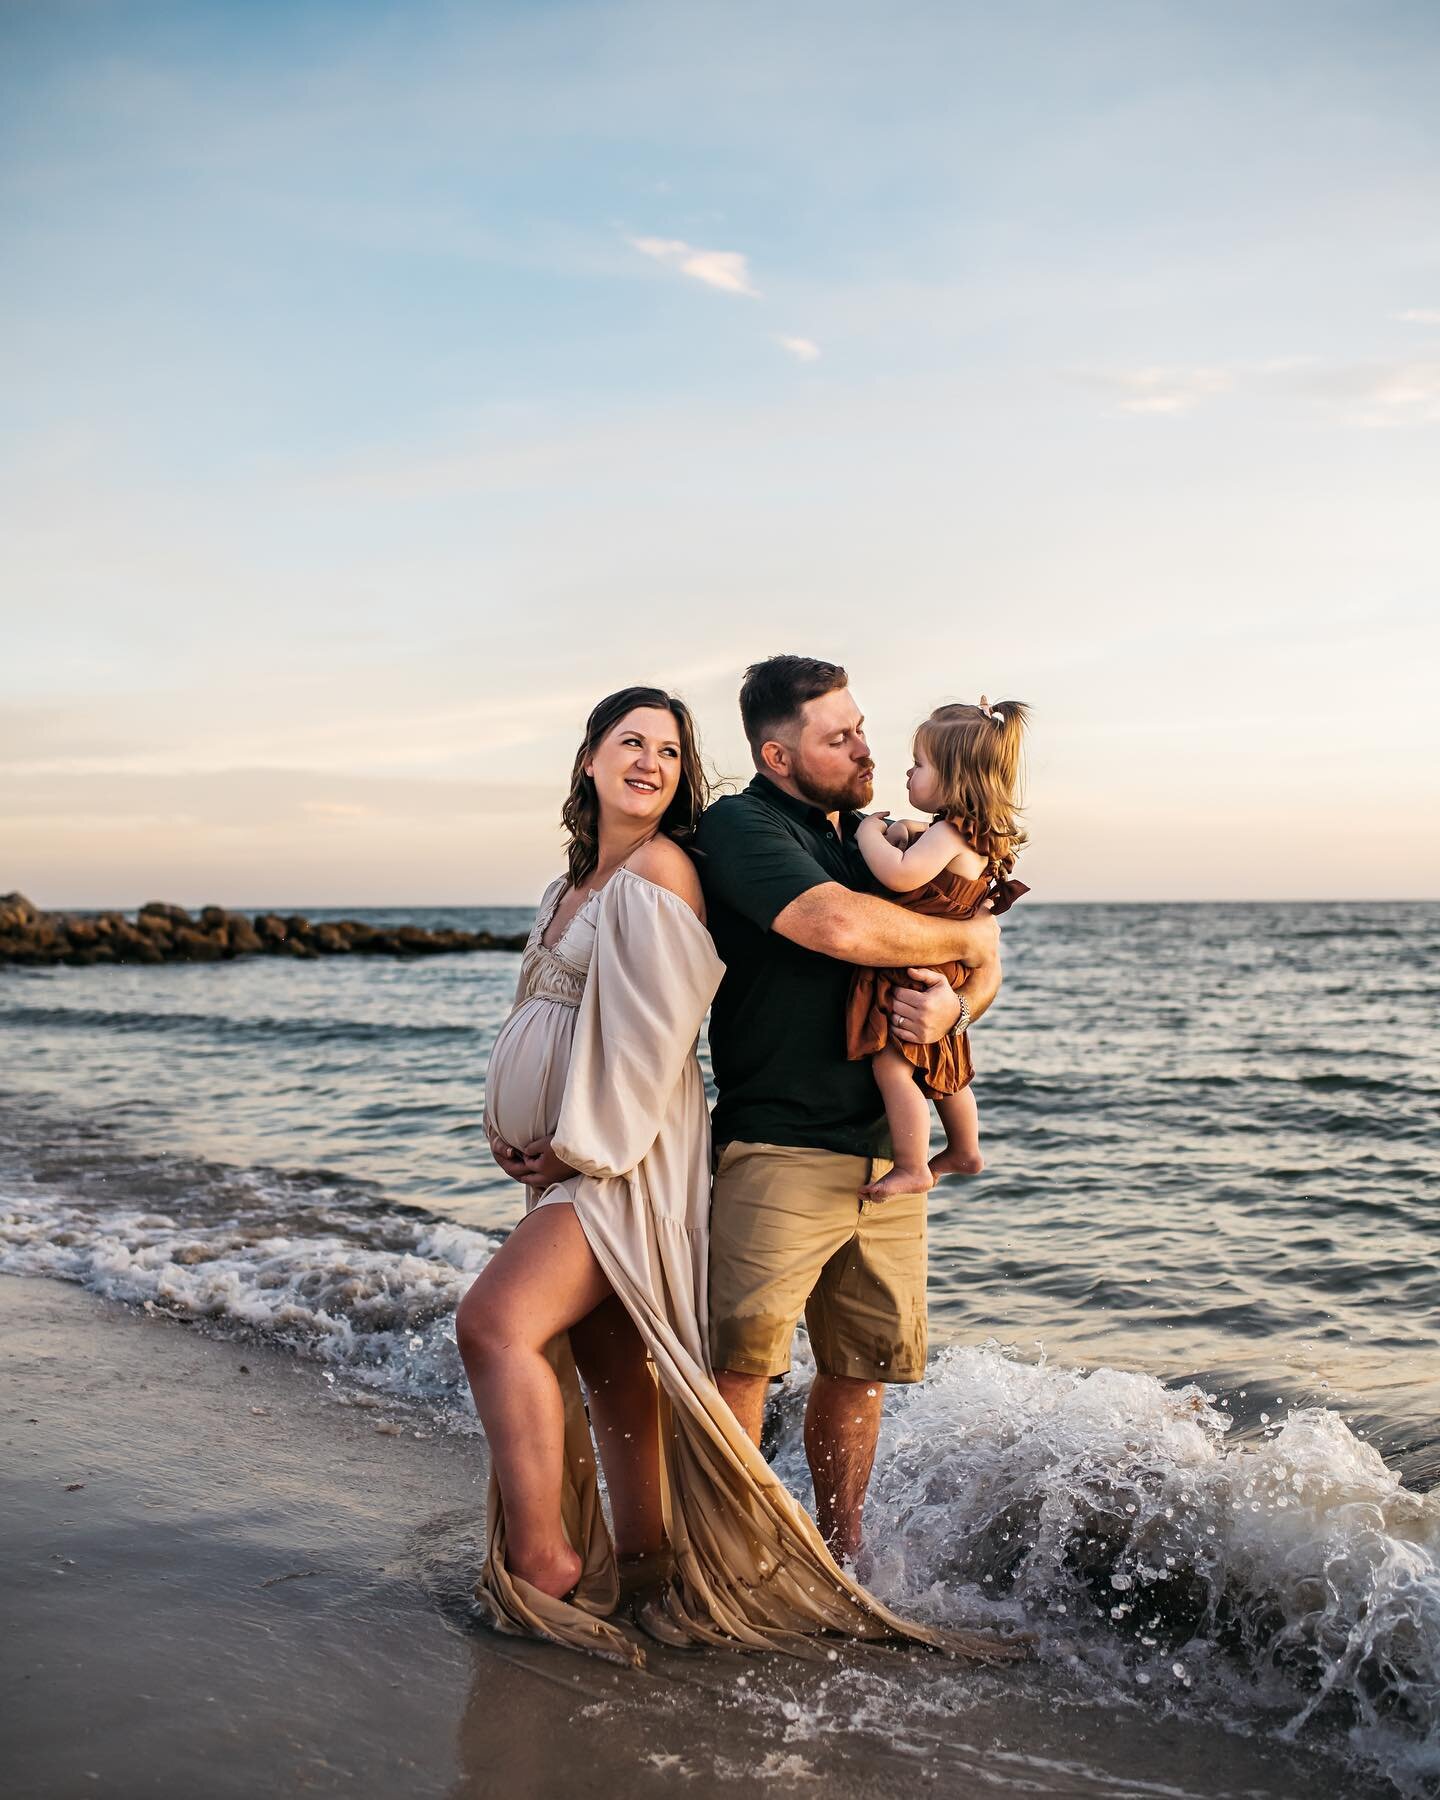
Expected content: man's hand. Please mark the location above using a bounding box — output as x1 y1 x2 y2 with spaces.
890 967 963 1044
517 1134 579 1192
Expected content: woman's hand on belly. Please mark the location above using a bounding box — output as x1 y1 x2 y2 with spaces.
488 1130 534 1185
517 1133 579 1192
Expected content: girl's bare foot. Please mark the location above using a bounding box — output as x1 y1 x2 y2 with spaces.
930 1145 985 1177
859 1164 934 1201
511 1541 583 1600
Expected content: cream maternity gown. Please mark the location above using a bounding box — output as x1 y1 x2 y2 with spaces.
479 865 1020 1668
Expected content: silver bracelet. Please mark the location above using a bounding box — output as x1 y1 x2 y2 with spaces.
954 994 972 1034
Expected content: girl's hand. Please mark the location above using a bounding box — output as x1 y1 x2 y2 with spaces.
518 1134 579 1191
857 812 890 839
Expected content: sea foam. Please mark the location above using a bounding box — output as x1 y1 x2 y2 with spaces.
3 1184 1436 1793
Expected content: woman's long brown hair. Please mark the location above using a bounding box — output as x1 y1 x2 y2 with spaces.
560 686 711 888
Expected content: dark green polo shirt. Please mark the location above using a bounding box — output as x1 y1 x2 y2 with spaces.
694 775 890 1159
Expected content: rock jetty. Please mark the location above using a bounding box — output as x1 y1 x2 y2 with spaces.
0 893 527 967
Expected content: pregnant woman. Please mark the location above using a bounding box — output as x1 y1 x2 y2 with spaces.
456 684 1017 1666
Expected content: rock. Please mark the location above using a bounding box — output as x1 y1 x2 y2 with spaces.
170 928 223 962
139 901 194 929
347 930 395 953
394 925 442 953
0 893 40 932
226 917 263 955
0 894 525 965
110 929 164 965
0 934 51 965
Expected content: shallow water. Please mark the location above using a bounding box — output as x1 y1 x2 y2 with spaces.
2 898 1438 1790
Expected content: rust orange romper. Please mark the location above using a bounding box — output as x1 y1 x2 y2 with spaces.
844 865 1028 1099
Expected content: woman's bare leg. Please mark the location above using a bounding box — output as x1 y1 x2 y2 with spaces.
931 1086 985 1176
454 1204 612 1596
570 1295 664 1558
860 1044 935 1199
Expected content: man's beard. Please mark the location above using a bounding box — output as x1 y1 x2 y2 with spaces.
791 750 875 814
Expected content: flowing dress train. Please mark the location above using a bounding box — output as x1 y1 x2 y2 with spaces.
479 866 1021 1667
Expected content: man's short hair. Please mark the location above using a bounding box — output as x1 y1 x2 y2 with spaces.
739 655 849 757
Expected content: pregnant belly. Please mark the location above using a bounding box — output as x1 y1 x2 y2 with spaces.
484 1001 575 1150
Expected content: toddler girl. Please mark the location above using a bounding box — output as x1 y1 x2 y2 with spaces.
846 698 1029 1201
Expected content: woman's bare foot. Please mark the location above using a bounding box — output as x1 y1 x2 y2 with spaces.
510 1541 583 1600
859 1164 934 1201
929 1145 985 1177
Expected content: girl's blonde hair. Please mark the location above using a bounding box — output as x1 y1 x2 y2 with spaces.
915 698 1030 874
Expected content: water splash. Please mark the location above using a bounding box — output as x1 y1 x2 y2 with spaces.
771 1343 1440 1793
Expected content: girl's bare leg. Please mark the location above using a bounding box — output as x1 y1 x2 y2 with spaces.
570 1295 664 1559
860 1044 935 1199
932 1086 985 1176
454 1204 612 1596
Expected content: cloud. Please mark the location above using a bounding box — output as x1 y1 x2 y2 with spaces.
1071 365 1233 416
628 235 759 297
776 335 821 363
1072 357 1440 427
1256 356 1440 426
1397 308 1440 326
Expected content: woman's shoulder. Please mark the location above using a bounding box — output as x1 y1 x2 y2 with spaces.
536 872 569 913
624 837 705 917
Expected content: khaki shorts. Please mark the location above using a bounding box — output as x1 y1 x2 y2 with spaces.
708 1141 928 1385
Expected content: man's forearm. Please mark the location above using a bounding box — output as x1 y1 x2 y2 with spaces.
774 883 998 968
962 952 1002 1024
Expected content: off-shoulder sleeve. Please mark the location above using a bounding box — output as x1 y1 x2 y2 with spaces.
551 868 724 1181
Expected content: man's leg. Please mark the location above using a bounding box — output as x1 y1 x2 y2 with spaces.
714 1369 768 1447
804 1372 885 1559
803 1158 929 1563
708 1142 852 1448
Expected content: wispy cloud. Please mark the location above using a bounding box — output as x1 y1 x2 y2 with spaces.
776 335 821 363
1071 365 1233 416
1397 308 1440 326
1285 359 1440 427
628 235 759 297
1073 356 1440 427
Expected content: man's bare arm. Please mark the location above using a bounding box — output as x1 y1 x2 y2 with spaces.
960 951 1002 1023
773 881 999 970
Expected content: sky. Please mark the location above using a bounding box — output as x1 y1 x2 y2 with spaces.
2 0 1438 907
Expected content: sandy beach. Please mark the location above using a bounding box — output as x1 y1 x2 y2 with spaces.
2 1272 1396 1800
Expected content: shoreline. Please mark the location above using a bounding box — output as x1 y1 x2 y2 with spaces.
1 1273 1394 1799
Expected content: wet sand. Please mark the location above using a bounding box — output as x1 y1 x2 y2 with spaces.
1 1274 1389 1800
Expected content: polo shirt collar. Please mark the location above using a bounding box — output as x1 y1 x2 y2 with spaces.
745 773 863 840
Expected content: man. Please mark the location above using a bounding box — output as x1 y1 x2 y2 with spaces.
693 655 1001 1559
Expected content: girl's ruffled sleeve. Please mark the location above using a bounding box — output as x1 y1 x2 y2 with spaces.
551 871 723 1181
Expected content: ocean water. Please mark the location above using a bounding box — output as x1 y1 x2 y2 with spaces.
2 899 1437 1791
